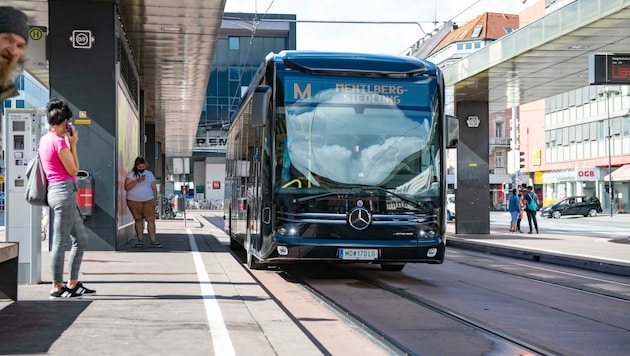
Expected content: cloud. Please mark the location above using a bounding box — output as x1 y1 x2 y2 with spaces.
225 0 527 54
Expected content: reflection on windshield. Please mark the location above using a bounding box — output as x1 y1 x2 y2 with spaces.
277 89 439 195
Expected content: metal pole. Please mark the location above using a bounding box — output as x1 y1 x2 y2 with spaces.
604 87 619 217
608 94 612 218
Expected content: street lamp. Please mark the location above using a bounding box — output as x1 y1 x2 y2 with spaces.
603 87 619 217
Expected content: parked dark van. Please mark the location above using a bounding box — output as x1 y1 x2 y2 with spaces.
539 196 602 218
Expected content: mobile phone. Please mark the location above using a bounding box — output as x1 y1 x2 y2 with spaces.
66 121 73 136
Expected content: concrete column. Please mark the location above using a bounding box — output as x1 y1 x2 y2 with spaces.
455 101 490 234
49 0 137 249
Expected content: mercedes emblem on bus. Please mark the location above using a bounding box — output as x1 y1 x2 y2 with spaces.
348 206 372 230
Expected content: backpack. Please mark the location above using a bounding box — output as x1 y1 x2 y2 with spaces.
527 192 538 211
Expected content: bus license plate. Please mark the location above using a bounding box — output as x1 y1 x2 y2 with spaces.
339 249 378 260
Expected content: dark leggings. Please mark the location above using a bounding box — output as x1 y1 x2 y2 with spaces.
526 209 538 232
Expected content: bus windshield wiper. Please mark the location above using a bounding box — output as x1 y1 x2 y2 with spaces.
291 189 356 203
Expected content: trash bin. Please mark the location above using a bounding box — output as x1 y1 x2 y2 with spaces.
76 170 94 216
172 194 185 213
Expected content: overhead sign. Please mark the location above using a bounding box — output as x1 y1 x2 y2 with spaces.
589 53 630 85
24 26 47 70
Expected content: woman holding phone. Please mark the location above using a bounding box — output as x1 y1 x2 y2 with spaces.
39 98 95 298
125 157 162 248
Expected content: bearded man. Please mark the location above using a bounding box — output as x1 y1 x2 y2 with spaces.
0 6 29 102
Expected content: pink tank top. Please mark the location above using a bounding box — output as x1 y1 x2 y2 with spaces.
38 132 76 185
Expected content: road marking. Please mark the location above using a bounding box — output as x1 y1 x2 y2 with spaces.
188 229 236 356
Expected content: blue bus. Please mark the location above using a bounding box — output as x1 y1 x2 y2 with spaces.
224 51 458 271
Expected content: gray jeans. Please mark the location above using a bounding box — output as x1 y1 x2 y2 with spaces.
48 180 88 283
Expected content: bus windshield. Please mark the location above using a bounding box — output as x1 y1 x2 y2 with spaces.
276 76 440 195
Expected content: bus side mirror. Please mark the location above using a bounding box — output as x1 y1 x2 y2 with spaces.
446 115 459 149
251 85 271 127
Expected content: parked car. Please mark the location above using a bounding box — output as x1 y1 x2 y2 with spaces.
446 194 456 221
539 196 602 218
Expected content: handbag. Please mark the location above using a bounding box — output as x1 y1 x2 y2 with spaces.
25 152 49 206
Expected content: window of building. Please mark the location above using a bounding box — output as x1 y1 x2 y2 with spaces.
612 117 621 136
228 37 239 50
229 67 240 82
504 26 513 34
495 121 505 138
575 124 582 142
624 116 630 136
15 74 24 90
456 43 463 51
4 100 11 108
471 25 482 38
549 130 558 146
16 100 25 108
562 127 569 145
494 151 504 168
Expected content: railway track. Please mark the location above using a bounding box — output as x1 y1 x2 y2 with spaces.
281 264 553 356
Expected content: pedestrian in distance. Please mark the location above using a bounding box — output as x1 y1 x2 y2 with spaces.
508 188 520 232
516 192 525 233
524 185 539 234
40 98 95 298
0 6 29 102
125 157 162 248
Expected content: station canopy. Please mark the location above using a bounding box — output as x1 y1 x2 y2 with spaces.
443 0 630 113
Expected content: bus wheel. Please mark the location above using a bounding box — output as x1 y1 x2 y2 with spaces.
246 230 264 270
380 263 405 271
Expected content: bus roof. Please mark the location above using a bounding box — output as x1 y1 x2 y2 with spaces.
274 50 437 78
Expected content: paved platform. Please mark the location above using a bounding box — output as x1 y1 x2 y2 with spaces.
446 214 630 276
0 212 390 356
0 210 628 355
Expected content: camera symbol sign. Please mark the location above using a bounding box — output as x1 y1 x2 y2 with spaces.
70 30 94 49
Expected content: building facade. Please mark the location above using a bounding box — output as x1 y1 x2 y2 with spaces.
188 13 296 202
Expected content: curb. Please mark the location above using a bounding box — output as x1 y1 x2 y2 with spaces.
447 238 630 276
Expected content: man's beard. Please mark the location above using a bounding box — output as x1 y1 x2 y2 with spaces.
0 53 23 88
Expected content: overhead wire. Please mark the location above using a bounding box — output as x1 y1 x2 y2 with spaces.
225 0 275 127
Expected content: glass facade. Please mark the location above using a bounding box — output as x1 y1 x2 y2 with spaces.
195 13 296 154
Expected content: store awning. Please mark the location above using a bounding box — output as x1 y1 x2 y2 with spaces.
543 169 575 183
603 164 630 182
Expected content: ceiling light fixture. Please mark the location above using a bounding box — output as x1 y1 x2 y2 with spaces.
161 26 183 32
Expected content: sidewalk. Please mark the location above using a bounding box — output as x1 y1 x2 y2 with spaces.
446 216 630 276
0 211 390 356
1 211 628 355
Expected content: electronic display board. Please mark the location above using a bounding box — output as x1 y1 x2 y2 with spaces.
589 53 630 85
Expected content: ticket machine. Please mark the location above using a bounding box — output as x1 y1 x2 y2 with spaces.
3 109 43 284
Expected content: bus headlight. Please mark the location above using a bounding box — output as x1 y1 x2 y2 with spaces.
427 248 438 257
418 228 437 239
277 225 299 237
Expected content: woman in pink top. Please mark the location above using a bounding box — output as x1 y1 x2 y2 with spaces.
39 98 95 298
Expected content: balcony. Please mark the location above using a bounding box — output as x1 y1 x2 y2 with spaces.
489 136 511 146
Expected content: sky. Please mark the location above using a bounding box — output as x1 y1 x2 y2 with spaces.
224 0 531 55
